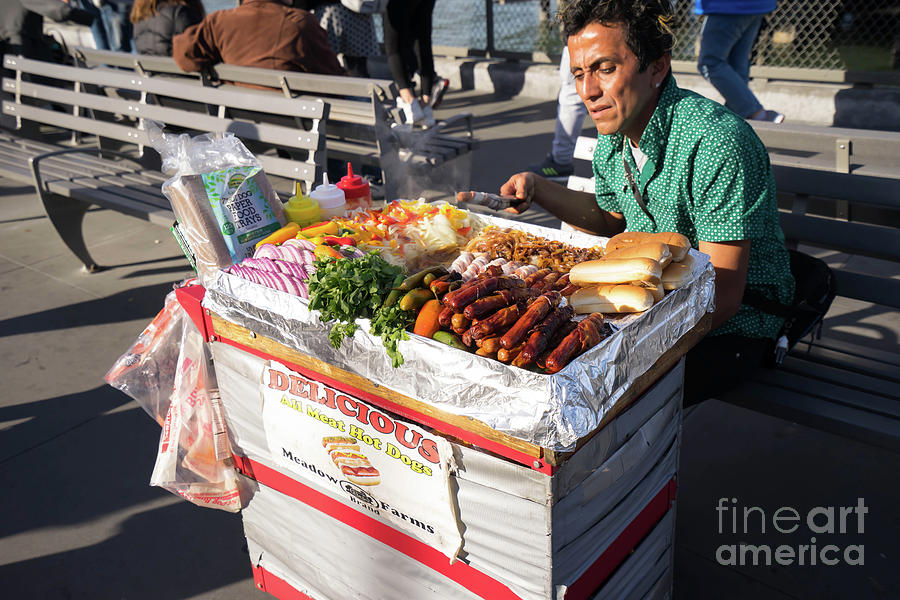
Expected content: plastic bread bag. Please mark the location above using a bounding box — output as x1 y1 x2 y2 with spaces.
147 121 287 283
149 315 249 512
104 286 190 425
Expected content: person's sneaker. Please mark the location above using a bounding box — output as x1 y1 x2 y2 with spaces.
527 153 575 178
751 109 785 123
396 97 426 125
429 77 450 109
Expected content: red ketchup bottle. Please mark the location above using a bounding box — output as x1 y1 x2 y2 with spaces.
336 163 373 212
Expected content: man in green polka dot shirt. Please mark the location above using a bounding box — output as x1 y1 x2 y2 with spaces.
493 0 794 404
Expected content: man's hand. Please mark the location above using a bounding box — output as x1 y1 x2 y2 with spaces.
499 172 536 215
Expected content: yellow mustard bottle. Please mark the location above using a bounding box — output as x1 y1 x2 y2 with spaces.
283 181 321 227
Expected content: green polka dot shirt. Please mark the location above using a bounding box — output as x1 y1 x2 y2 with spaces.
592 75 794 339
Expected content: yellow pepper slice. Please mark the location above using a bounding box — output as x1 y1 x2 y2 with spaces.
255 222 301 250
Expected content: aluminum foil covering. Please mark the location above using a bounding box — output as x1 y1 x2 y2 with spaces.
203 215 715 452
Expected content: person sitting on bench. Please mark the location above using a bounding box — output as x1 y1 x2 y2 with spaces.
172 0 345 81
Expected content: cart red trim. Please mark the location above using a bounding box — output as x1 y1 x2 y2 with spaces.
252 564 315 600
564 477 677 600
234 455 521 600
235 454 675 600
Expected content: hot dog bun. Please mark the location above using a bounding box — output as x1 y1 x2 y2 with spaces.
605 231 652 252
569 284 656 314
602 241 672 268
634 280 665 302
660 253 695 290
346 473 381 486
605 231 691 262
569 257 662 285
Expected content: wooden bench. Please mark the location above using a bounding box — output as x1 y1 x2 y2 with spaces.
1 53 325 272
70 46 478 200
566 134 900 451
723 167 900 452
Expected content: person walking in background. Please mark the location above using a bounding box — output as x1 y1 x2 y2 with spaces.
296 1 379 78
1 0 95 60
696 0 784 123
172 0 345 78
131 0 203 56
382 0 449 126
101 0 134 52
528 46 589 179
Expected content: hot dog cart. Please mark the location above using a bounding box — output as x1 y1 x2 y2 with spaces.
166 215 715 600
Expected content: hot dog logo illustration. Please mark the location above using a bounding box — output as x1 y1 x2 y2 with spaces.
322 436 381 486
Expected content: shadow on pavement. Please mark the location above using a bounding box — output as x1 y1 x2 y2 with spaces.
0 281 177 338
0 502 252 600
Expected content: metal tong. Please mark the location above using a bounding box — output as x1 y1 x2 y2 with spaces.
454 191 516 211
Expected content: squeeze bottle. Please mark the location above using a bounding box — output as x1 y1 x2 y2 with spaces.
336 163 373 211
309 173 347 220
283 181 321 227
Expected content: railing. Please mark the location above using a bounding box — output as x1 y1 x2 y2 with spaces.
429 0 900 86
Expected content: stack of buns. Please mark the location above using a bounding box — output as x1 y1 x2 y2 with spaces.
567 231 694 314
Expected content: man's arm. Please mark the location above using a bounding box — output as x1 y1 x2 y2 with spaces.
699 239 751 329
498 172 626 237
172 21 219 72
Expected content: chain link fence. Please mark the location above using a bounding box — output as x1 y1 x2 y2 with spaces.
432 0 900 72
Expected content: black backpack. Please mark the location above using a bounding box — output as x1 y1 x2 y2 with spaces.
743 250 837 366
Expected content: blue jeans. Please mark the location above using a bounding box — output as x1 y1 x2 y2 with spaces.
698 13 765 118
75 1 133 52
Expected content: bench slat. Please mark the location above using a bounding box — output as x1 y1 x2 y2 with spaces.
43 177 174 225
753 368 900 419
832 271 900 309
0 144 165 197
34 162 168 207
790 341 900 383
780 354 900 401
71 46 395 100
3 56 325 119
5 79 322 152
772 165 900 210
726 381 900 452
802 337 900 368
780 211 900 262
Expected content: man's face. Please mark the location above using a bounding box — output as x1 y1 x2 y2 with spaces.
568 22 666 140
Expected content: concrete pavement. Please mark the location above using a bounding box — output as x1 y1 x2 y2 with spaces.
1 88 898 599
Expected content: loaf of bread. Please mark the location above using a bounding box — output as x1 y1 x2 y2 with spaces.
605 231 690 262
569 257 662 285
569 284 656 314
660 253 696 290
601 241 672 268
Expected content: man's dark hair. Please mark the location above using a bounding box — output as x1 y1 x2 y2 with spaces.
558 0 675 72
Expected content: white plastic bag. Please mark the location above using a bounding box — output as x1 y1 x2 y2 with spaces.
148 317 246 512
104 287 189 425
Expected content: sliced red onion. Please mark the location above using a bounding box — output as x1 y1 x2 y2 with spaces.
283 238 316 252
274 260 307 280
279 244 315 265
242 257 279 272
297 280 308 298
254 243 283 260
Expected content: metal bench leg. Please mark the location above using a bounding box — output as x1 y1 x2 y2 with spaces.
27 149 133 273
40 191 101 273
